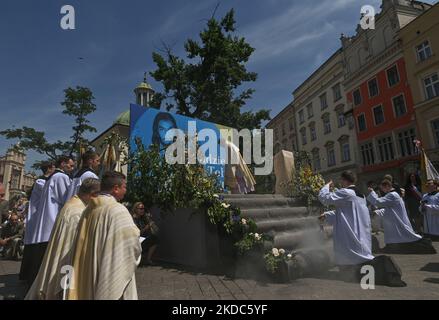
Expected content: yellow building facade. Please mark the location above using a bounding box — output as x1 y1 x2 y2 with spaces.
400 3 439 163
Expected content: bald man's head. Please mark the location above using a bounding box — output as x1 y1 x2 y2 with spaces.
0 183 5 201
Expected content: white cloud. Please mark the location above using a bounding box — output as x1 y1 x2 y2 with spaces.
241 0 360 62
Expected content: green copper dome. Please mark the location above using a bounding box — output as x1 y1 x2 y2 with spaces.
114 110 130 126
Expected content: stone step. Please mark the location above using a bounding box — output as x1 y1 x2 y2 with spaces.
220 193 330 253
252 216 320 233
241 207 309 220
273 229 328 251
221 194 290 199
224 197 302 209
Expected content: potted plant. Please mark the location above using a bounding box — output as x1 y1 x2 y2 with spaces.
264 248 298 283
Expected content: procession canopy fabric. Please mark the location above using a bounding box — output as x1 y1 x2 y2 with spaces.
67 195 141 300
319 183 374 266
421 192 439 236
24 178 47 245
25 196 86 300
65 169 99 201
274 150 295 196
27 170 72 244
224 140 256 194
367 190 422 244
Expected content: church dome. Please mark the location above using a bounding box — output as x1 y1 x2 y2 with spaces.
114 110 130 126
135 81 153 91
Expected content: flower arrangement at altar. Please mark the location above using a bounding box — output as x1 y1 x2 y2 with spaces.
234 230 272 255
291 152 325 209
264 248 296 274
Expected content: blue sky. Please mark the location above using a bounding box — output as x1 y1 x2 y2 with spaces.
0 0 436 171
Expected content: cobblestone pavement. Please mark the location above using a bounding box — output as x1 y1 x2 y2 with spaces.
1 241 439 300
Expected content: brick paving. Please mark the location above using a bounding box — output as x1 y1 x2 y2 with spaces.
1 241 439 300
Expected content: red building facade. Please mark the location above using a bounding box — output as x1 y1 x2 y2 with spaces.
340 1 430 186
347 57 418 176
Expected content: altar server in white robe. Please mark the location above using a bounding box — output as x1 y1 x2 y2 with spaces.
26 178 101 300
20 155 75 290
20 161 55 282
68 171 141 300
318 171 374 267
366 179 436 254
23 161 55 245
65 150 100 200
420 179 439 240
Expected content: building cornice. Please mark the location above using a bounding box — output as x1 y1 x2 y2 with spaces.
343 41 403 92
266 103 294 128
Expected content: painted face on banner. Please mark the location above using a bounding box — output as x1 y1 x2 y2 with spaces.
158 119 176 146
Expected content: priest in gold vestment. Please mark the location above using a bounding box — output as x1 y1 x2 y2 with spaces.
67 172 141 300
25 178 101 300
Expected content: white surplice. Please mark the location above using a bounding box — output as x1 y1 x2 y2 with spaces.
421 192 439 236
319 183 374 266
27 170 71 244
367 190 421 244
24 178 47 245
65 169 99 201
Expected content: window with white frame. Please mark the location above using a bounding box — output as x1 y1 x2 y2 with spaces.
300 128 307 145
347 114 355 129
368 78 379 97
307 103 314 118
431 119 439 147
333 83 342 102
342 143 351 162
424 73 439 100
373 105 385 125
289 118 294 131
299 109 305 124
397 128 416 157
312 149 321 171
353 89 362 106
338 112 346 128
339 136 351 163
377 136 395 162
335 107 346 128
320 93 328 110
323 115 331 134
387 65 400 87
357 114 367 132
326 144 336 167
392 95 407 117
310 125 317 141
417 41 432 62
360 142 375 166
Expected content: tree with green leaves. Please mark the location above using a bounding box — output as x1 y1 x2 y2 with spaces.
150 8 270 130
0 86 97 167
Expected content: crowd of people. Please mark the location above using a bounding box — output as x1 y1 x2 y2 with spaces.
0 184 29 259
318 170 438 286
0 151 160 300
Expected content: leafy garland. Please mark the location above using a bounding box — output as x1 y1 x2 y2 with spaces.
264 248 297 274
291 151 326 209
